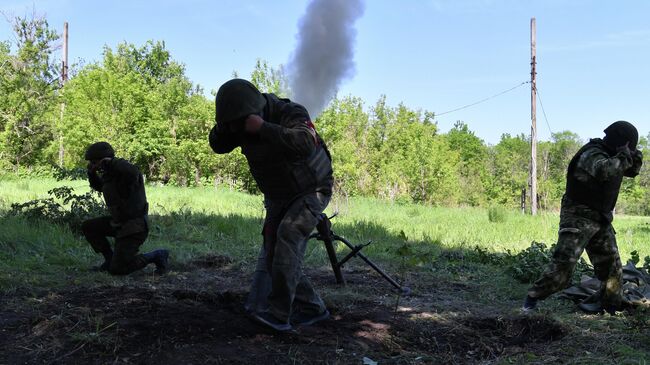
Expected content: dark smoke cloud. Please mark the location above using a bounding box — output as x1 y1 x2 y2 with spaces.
288 0 365 118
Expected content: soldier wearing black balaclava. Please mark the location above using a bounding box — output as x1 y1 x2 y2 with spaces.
523 121 643 313
209 79 333 331
82 142 169 275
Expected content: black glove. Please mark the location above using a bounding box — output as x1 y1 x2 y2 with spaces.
617 143 632 157
624 149 643 177
87 161 97 174
633 149 643 165
616 143 633 170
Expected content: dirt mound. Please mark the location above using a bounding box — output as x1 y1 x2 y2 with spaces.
463 315 567 345
0 263 572 365
1 286 398 364
391 313 567 362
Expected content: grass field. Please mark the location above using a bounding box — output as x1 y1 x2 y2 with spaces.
1 176 649 286
1 176 649 364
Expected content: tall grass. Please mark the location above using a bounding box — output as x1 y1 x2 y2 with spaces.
1 176 649 290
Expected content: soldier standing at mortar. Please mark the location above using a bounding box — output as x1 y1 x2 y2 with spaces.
210 79 333 332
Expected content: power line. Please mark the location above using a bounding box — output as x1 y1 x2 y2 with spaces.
534 85 553 136
435 80 530 117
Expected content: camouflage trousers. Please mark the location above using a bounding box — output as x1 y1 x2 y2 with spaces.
245 192 329 323
82 216 149 275
528 210 623 307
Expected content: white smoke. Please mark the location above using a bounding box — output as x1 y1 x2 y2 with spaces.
287 0 365 118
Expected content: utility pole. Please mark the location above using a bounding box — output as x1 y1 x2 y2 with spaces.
61 22 68 82
530 17 538 215
58 22 68 167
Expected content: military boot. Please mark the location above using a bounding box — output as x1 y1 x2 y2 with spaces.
250 311 292 332
291 309 330 327
143 249 169 275
92 250 113 272
522 295 538 313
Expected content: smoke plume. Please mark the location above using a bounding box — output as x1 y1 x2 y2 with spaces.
287 0 365 118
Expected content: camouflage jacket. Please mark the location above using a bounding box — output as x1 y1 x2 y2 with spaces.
209 93 333 199
88 158 149 234
563 138 642 222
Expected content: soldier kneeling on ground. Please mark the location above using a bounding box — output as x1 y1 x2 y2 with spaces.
82 141 169 275
523 121 643 313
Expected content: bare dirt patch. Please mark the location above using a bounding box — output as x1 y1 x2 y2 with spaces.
0 259 569 364
188 254 234 269
390 314 567 363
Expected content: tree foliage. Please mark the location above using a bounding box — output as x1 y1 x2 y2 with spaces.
0 14 60 169
1 16 648 214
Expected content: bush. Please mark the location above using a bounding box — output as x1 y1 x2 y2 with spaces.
470 241 593 284
629 250 650 271
7 186 106 233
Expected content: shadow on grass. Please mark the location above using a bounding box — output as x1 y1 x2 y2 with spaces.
0 207 554 292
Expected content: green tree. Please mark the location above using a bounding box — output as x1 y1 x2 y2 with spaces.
317 96 371 196
0 12 647 214
619 134 649 215
372 104 460 204
162 93 215 185
250 59 289 97
486 133 530 206
446 121 488 206
539 131 582 209
59 40 205 183
0 15 60 169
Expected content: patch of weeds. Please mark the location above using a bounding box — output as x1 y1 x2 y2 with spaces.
53 166 87 181
629 250 650 271
612 343 650 362
393 231 431 267
16 181 30 190
7 186 105 232
470 241 592 284
392 230 418 312
471 246 510 266
500 352 540 364
634 225 650 235
622 306 650 332
406 207 421 218
69 316 121 353
488 206 507 223
506 242 590 283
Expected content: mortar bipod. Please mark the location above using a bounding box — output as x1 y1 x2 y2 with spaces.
309 213 411 295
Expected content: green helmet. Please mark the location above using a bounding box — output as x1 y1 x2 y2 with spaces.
84 141 115 160
603 121 638 150
215 79 266 126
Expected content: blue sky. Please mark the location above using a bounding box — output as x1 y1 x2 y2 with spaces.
1 0 648 144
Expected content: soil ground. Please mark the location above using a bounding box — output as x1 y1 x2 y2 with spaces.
0 254 621 364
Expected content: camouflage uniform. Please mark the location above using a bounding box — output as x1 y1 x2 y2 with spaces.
245 193 330 321
82 216 149 275
83 157 152 275
210 80 333 326
528 138 643 308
